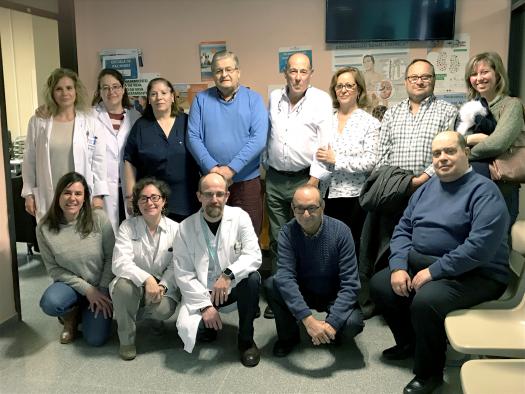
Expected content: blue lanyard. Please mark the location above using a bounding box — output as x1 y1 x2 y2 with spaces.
200 212 220 268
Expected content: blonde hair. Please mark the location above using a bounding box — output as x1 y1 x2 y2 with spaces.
43 68 88 115
465 52 509 100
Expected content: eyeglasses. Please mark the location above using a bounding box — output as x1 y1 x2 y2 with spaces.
201 191 227 199
213 67 238 76
335 83 357 92
406 74 434 84
287 68 311 77
292 205 321 214
100 84 123 93
138 194 162 204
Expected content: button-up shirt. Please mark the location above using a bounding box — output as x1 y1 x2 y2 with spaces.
266 86 333 179
377 95 457 176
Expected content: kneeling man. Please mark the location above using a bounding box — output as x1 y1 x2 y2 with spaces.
370 131 510 394
265 185 364 357
174 173 262 367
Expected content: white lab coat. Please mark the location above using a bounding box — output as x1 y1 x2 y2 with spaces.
110 215 179 302
173 206 262 352
92 104 141 233
21 112 108 222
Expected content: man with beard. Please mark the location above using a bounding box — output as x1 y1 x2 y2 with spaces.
173 173 262 367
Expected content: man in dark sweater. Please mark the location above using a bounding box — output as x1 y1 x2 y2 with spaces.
264 185 364 357
370 131 510 394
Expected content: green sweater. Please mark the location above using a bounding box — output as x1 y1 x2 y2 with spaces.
36 209 115 295
469 95 524 161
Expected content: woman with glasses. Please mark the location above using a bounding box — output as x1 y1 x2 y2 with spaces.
124 77 200 223
316 67 380 261
22 68 107 222
37 172 114 346
111 177 178 360
91 68 141 233
463 52 524 225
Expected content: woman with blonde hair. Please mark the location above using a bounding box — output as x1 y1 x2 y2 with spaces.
463 52 524 225
22 68 107 221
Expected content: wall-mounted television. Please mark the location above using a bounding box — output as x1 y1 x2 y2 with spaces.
326 0 456 42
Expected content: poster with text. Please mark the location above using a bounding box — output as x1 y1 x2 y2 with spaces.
100 49 142 79
278 46 313 72
124 73 160 114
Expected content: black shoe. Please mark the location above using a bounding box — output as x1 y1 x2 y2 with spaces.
382 343 414 360
263 305 274 319
197 327 217 343
272 338 300 357
255 305 261 319
403 375 443 394
239 341 260 367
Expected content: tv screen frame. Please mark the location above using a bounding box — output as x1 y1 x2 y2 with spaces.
326 0 457 43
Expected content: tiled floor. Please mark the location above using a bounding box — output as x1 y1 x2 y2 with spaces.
0 245 464 393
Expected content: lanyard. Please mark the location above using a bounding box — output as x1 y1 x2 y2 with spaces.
200 212 221 268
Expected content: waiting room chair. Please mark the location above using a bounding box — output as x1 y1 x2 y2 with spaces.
460 359 525 394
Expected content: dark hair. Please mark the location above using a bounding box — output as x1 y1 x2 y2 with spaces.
329 67 371 110
44 68 88 115
465 52 509 100
41 172 94 237
363 55 375 64
197 173 228 193
142 77 182 120
91 68 132 108
132 177 171 216
405 58 436 78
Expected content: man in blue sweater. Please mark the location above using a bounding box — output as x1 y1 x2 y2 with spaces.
370 131 510 394
264 184 364 357
188 50 268 235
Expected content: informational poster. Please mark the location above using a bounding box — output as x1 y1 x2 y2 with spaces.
332 43 410 106
173 83 210 112
100 49 142 80
123 73 160 114
200 41 227 81
278 46 312 72
427 33 470 98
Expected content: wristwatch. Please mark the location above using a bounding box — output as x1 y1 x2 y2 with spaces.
222 268 235 280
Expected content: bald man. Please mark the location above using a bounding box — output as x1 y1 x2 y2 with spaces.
265 184 363 357
370 131 510 394
264 52 332 318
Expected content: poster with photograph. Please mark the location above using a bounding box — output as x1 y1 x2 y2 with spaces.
173 83 210 112
124 73 160 114
200 41 227 81
278 46 312 72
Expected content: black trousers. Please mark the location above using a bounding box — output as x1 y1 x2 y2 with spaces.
264 276 364 342
199 271 260 345
369 267 505 378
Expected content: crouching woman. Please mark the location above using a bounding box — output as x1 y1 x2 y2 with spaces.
111 178 179 360
37 171 114 346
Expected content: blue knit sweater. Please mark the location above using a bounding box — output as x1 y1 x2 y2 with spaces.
389 170 510 284
274 215 360 331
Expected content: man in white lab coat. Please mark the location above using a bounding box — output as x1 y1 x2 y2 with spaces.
173 173 262 367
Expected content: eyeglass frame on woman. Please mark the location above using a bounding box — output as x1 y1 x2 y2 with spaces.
138 194 163 204
100 84 123 93
335 82 358 92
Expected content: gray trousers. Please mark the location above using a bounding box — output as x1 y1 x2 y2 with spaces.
112 278 176 346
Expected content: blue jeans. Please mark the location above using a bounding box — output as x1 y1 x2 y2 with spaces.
40 282 112 347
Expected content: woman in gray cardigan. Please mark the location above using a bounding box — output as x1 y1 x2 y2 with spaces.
37 172 115 346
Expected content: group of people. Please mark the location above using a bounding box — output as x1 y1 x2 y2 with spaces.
20 48 523 393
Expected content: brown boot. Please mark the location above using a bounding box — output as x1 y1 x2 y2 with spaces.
60 306 79 344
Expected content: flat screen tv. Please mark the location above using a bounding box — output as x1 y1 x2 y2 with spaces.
326 0 456 42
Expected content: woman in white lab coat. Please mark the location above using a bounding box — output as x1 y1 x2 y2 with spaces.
22 68 108 222
111 177 178 360
91 68 141 233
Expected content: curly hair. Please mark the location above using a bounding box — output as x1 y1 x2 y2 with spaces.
131 177 171 216
43 68 89 115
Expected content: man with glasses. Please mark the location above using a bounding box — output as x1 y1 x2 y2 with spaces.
188 50 268 236
173 173 262 367
264 52 333 318
264 184 363 357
